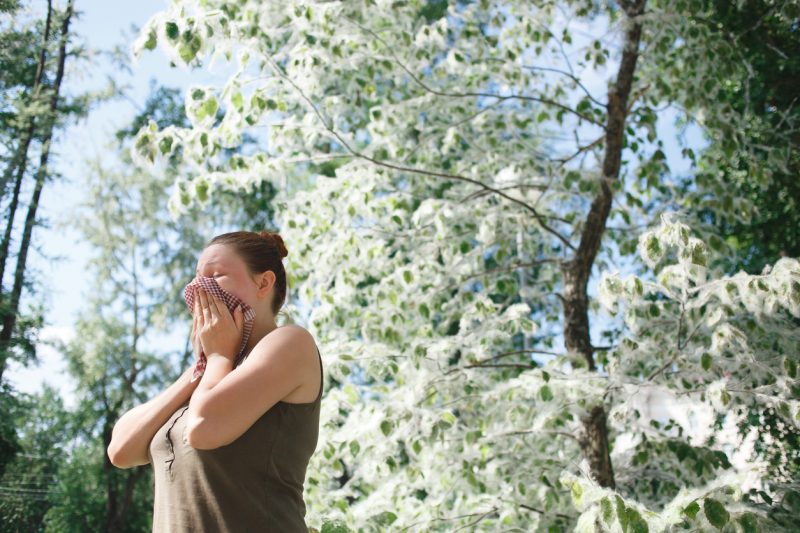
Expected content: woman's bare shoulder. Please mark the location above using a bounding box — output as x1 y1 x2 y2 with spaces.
278 323 314 340
269 324 317 354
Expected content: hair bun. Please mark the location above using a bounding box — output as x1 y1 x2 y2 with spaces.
259 230 288 258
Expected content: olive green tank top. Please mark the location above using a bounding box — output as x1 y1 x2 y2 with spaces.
148 345 322 532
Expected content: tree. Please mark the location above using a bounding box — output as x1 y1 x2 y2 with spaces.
680 0 800 503
685 0 800 277
0 0 100 386
0 384 71 532
0 0 73 384
132 0 799 530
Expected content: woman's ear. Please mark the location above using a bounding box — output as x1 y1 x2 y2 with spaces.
255 270 276 298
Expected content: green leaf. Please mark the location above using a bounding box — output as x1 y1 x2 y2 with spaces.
419 304 430 319
231 91 244 111
372 511 397 526
349 440 360 456
380 420 392 436
625 508 648 533
165 21 179 41
143 29 157 50
343 384 358 404
195 179 209 202
202 97 218 118
691 243 707 266
539 385 553 402
403 270 413 284
682 501 700 519
784 490 800 513
721 390 731 406
600 496 613 524
615 496 628 532
645 235 661 261
158 136 173 155
570 481 583 506
737 512 757 533
701 352 712 371
320 519 350 533
703 498 729 530
179 39 199 62
784 357 797 378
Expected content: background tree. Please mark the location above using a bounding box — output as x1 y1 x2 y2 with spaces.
0 385 71 532
0 0 72 377
132 0 800 531
685 0 800 277
0 0 74 482
679 0 800 506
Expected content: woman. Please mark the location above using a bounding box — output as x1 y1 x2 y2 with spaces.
107 230 323 532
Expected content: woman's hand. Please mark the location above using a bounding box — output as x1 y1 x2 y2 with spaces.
195 287 245 363
191 297 204 361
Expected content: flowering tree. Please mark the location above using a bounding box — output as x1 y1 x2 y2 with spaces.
131 0 799 530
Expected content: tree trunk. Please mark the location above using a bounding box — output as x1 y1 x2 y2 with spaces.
102 410 144 533
105 247 144 532
560 0 647 489
0 0 52 289
0 0 72 382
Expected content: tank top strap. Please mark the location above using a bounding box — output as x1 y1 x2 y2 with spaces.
313 344 323 403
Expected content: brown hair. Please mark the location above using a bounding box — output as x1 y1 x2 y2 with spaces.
206 230 289 314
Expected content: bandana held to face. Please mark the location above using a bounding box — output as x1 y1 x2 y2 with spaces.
183 276 257 383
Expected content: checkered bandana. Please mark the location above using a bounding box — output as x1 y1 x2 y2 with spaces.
183 276 257 382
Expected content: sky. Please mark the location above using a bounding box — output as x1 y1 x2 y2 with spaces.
4 1 711 422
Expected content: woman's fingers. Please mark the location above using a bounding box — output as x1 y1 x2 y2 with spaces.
192 290 203 325
198 288 211 322
207 290 221 318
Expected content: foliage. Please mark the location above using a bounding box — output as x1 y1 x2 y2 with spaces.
123 0 800 530
682 0 800 276
0 385 70 533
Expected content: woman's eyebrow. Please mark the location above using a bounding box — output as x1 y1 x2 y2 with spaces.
195 261 221 274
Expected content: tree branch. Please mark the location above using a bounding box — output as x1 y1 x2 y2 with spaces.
260 54 576 252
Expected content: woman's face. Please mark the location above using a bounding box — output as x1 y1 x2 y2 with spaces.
194 243 265 310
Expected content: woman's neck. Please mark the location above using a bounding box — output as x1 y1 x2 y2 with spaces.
243 312 278 356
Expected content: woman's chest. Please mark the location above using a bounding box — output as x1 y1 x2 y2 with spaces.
150 403 282 481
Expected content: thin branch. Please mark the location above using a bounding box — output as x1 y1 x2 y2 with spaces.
453 508 498 531
490 428 580 443
554 135 605 166
444 362 537 375
520 64 607 108
260 54 576 252
342 17 607 129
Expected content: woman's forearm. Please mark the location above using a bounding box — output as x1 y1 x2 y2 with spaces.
107 365 199 469
184 354 233 447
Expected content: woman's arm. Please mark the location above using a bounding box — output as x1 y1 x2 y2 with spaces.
184 326 315 450
107 365 200 469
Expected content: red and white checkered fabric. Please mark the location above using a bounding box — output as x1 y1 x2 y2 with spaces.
183 276 257 382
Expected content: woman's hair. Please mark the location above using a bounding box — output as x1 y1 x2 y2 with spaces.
206 230 289 314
